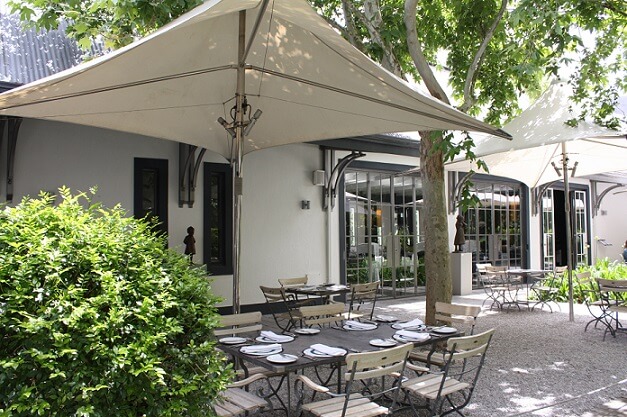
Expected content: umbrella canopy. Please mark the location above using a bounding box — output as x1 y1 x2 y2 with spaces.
446 81 627 187
0 0 509 157
0 0 511 313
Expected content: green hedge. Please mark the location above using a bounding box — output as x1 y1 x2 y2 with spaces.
0 188 232 417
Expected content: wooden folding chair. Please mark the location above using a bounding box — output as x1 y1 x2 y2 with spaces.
403 329 496 417
296 343 414 417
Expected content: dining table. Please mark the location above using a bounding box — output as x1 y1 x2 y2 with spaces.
216 321 461 416
504 268 552 310
284 283 351 304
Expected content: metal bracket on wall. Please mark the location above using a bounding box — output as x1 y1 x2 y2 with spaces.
447 171 474 214
179 143 206 208
324 151 365 209
590 180 626 217
531 181 558 216
0 117 22 203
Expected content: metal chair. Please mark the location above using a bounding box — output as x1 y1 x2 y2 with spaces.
215 312 289 413
409 302 481 369
402 329 496 417
347 281 380 320
576 272 613 335
530 267 565 312
259 286 302 331
278 275 320 307
296 343 414 417
478 265 509 310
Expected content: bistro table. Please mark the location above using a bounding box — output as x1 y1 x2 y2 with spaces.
217 322 461 416
284 284 351 304
504 269 552 310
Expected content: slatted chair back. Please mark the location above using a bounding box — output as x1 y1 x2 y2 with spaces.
347 281 380 320
278 276 308 288
434 302 481 335
214 312 263 337
402 329 495 417
297 344 414 417
299 303 346 327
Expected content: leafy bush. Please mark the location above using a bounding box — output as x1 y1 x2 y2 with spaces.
549 259 627 303
0 188 232 417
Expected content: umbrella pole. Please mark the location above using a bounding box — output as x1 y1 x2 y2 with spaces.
562 142 575 322
232 10 246 314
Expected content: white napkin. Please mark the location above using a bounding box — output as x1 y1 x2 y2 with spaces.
396 318 424 328
396 330 430 341
310 343 346 356
260 331 293 342
240 343 281 354
344 320 375 329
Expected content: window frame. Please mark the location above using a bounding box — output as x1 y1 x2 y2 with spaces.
203 162 233 275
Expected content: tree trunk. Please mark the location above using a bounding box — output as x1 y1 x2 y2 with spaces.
420 130 452 324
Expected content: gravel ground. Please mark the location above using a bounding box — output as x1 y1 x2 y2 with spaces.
255 290 627 416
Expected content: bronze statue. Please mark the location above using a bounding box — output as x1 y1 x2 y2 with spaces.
184 226 196 263
454 215 466 252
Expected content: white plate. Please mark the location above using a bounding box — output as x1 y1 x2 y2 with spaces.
391 323 427 331
293 328 321 335
369 338 398 347
343 323 377 331
255 335 295 343
266 354 299 364
375 315 398 322
240 346 283 356
303 347 347 358
431 326 457 334
219 337 247 345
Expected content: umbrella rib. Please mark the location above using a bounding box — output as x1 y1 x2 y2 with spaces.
0 65 236 111
250 66 489 133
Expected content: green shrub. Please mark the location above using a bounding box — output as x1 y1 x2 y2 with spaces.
0 188 232 417
548 259 627 303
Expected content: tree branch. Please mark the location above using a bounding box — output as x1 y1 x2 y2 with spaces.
403 0 450 104
345 0 403 76
460 0 508 112
340 0 364 51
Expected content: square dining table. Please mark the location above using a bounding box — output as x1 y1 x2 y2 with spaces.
217 322 461 416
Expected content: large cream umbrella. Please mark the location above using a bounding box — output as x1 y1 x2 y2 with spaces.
0 0 510 312
447 80 626 321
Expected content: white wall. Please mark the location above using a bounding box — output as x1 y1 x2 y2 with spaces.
6 119 330 307
590 182 627 263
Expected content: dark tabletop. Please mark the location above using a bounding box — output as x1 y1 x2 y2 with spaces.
217 323 460 373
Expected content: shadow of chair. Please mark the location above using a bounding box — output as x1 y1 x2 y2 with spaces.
530 266 565 313
409 302 481 369
260 286 302 332
295 343 414 417
347 281 380 320
402 328 496 417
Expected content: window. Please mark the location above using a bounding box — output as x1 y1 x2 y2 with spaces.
203 163 233 275
465 180 524 269
134 158 168 236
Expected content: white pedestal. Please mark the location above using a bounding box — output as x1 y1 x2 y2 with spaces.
451 252 472 295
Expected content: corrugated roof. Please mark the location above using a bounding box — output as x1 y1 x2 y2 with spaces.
0 11 104 84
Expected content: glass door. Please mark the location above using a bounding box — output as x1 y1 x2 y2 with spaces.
344 169 424 298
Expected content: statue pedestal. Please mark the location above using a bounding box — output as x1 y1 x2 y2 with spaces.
451 252 472 295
